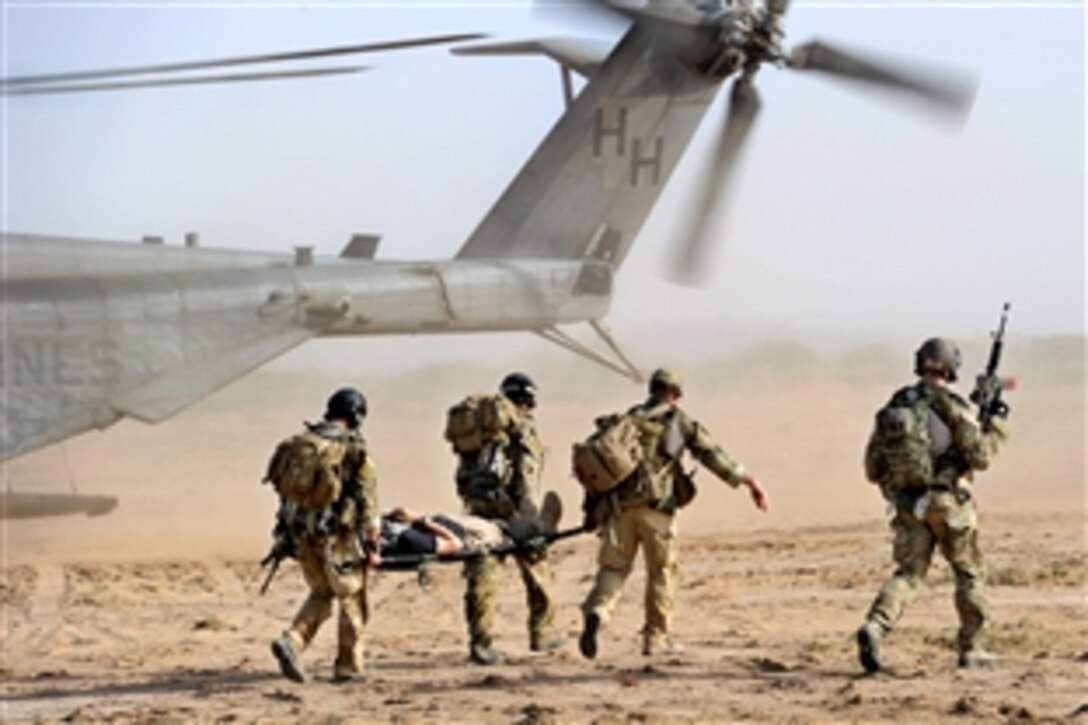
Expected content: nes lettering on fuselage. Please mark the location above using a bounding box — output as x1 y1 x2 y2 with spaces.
0 339 123 389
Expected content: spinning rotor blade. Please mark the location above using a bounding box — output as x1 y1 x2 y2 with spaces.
789 40 976 116
2 65 369 96
0 32 484 88
535 0 705 30
672 78 761 286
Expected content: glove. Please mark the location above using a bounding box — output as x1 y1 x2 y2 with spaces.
582 510 598 532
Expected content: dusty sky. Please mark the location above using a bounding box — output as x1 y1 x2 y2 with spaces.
3 0 1085 355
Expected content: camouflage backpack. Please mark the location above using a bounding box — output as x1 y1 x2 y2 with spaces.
264 430 349 510
444 394 518 455
873 385 943 494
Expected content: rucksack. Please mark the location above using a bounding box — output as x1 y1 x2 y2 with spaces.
572 404 670 496
873 385 944 493
445 394 517 455
265 431 349 510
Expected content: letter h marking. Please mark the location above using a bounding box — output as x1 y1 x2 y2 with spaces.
594 107 628 158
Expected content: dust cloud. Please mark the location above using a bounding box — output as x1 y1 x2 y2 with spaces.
3 330 1082 564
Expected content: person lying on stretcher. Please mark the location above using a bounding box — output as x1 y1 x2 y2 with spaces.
379 491 563 558
259 492 571 593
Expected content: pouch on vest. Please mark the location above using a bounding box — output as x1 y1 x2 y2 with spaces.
673 470 698 509
456 446 507 495
445 394 516 454
639 410 689 505
874 386 935 495
457 445 517 519
265 432 347 511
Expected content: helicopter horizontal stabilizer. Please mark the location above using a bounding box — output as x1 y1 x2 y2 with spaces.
111 328 315 423
452 38 611 78
1 492 119 520
340 234 382 260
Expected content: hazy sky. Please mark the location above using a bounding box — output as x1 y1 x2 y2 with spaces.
3 1 1085 345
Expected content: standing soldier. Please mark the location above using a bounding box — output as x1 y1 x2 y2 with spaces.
578 367 769 659
265 387 380 683
449 373 559 665
857 338 1009 672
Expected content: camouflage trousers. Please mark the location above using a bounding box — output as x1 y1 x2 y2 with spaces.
283 532 369 678
582 505 678 642
463 552 555 649
865 491 988 653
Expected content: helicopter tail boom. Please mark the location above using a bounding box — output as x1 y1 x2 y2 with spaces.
452 24 722 272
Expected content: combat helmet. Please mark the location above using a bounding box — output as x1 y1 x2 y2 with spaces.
500 372 537 409
914 338 962 383
649 367 683 396
325 387 368 429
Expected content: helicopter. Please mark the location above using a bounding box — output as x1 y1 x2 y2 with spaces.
1 0 975 517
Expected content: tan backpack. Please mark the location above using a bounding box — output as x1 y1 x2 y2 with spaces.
573 404 677 497
265 431 348 510
571 413 646 496
445 394 518 454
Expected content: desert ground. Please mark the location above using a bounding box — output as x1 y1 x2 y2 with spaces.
2 338 1085 722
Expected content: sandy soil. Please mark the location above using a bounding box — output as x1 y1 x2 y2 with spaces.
2 352 1085 722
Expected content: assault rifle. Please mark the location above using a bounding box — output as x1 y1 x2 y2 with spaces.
376 524 588 572
258 532 295 596
970 303 1016 432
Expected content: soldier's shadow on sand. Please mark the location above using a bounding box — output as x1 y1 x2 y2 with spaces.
2 669 280 702
2 661 908 703
392 661 876 697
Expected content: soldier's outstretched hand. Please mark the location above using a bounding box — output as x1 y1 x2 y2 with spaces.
742 474 769 512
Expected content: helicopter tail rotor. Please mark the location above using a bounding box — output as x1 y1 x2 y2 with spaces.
789 39 977 117
667 37 975 286
671 77 761 286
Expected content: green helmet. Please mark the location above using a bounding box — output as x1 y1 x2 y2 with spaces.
914 338 962 382
649 367 683 395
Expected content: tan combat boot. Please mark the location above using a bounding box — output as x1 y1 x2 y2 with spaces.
539 491 563 535
642 633 683 657
579 611 601 660
958 648 999 669
530 630 564 653
470 641 501 666
271 634 306 683
856 621 883 674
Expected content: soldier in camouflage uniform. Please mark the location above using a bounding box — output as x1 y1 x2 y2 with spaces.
579 367 769 659
270 388 381 684
458 373 559 665
857 339 1008 672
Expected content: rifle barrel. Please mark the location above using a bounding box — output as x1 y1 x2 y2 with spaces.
986 303 1011 375
259 559 281 596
